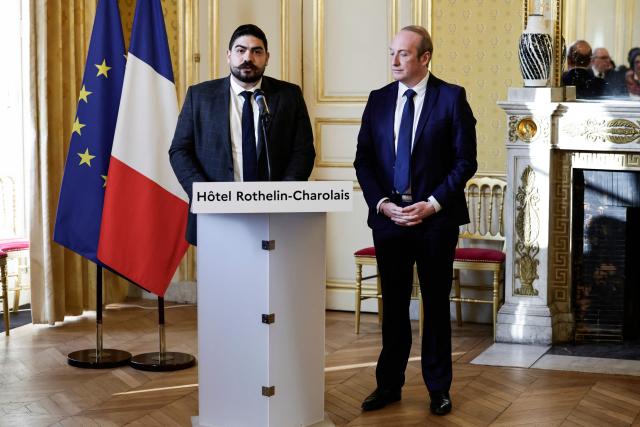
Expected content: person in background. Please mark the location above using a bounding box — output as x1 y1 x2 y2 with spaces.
591 47 613 79
562 40 605 98
625 48 640 98
591 47 627 97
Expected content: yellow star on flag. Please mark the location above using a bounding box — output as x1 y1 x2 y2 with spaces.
101 175 107 188
72 117 86 136
78 148 96 167
78 85 92 103
95 59 111 78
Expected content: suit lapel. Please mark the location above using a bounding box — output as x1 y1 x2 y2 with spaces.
381 82 398 162
413 74 441 147
211 77 232 164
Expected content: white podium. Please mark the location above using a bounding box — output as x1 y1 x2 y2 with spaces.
192 182 352 427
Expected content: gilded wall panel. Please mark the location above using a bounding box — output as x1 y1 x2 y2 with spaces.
549 151 571 310
432 0 521 175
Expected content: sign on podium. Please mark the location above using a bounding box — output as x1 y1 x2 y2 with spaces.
193 181 352 427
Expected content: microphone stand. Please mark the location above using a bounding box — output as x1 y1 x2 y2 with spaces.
259 112 272 181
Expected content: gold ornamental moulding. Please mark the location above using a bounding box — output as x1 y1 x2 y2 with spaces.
514 165 540 297
314 118 362 168
562 118 640 144
516 117 538 142
314 0 430 104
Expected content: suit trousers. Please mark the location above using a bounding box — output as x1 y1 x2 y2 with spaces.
372 221 459 393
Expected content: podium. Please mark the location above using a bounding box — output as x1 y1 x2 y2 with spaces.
192 182 352 427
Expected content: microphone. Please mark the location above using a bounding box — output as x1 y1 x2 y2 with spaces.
254 89 270 119
254 89 271 181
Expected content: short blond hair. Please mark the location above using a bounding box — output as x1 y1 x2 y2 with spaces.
400 25 433 56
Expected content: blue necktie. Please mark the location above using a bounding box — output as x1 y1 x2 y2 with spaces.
394 88 416 194
240 91 258 181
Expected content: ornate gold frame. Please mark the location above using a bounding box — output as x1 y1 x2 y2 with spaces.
314 0 430 104
314 118 362 168
523 0 564 87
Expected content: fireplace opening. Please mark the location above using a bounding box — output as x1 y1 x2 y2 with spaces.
571 169 640 343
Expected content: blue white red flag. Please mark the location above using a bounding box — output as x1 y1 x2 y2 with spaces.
98 0 189 296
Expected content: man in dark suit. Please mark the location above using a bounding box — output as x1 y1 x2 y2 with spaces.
591 47 627 97
169 24 315 245
562 40 605 98
354 25 477 416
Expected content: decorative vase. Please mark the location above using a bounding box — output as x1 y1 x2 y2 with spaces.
518 14 553 87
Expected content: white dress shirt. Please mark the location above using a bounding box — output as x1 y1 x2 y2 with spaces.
229 75 262 182
377 72 441 213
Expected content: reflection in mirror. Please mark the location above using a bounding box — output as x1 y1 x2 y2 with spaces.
562 0 640 100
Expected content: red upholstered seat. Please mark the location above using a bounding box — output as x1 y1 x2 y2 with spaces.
454 247 505 263
354 246 376 257
0 238 29 252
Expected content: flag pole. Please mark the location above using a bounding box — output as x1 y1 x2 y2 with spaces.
67 265 132 368
129 295 196 371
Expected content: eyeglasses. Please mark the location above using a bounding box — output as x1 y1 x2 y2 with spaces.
592 56 610 60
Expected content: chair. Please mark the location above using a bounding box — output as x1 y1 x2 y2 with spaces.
450 177 507 341
0 176 30 313
354 247 422 336
1 250 8 335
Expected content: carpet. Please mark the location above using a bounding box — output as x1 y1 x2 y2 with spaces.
0 304 32 332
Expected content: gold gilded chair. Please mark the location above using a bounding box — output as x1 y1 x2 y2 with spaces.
0 176 30 313
450 177 507 341
354 247 422 336
1 250 8 335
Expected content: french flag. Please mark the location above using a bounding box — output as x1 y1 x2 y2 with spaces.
98 0 189 296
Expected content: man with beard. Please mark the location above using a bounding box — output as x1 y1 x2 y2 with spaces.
169 24 315 245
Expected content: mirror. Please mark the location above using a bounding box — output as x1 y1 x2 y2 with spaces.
563 0 640 99
523 0 640 100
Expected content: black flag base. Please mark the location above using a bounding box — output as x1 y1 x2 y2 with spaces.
129 351 196 372
129 296 196 372
68 348 132 369
67 266 132 369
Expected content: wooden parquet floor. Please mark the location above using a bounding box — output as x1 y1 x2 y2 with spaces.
2 302 640 426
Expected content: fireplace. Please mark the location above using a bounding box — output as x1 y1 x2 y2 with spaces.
497 87 640 345
571 170 640 343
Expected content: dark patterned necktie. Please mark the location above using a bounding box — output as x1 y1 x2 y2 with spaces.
393 88 416 194
240 90 258 181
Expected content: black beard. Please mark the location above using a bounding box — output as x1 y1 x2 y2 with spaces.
230 64 264 83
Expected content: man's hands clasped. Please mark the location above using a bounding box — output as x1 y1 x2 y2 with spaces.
380 200 436 226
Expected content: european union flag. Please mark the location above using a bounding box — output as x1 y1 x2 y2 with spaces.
54 0 126 263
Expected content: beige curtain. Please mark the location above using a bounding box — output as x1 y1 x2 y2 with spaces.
28 0 129 325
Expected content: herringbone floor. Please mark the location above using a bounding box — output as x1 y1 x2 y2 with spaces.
2 301 640 426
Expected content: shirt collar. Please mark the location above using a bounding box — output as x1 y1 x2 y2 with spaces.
230 75 262 95
398 71 429 96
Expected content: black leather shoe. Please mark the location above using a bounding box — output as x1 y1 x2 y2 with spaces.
361 388 401 411
429 391 452 415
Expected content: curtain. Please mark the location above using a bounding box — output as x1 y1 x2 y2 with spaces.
28 0 129 325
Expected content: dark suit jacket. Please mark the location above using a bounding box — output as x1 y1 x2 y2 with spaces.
562 68 606 98
354 74 477 231
169 75 315 245
602 68 628 97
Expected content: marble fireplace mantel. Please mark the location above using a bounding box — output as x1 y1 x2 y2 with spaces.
497 88 640 345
